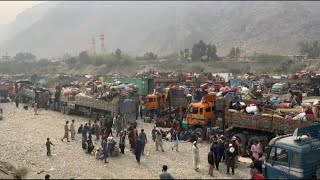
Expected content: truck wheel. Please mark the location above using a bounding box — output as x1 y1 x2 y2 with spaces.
194 128 204 140
60 106 65 114
65 107 71 115
232 133 248 157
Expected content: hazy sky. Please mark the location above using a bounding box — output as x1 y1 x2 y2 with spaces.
0 1 45 25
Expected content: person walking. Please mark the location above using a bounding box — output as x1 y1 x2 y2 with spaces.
226 144 236 175
82 124 89 149
101 137 109 163
140 105 143 119
70 120 76 141
159 165 175 179
192 141 200 171
46 138 54 156
155 128 164 152
119 131 126 154
15 98 19 108
61 121 70 142
95 120 101 141
134 138 143 164
138 129 147 155
212 140 221 170
152 126 157 142
172 131 179 152
34 102 38 115
208 148 215 176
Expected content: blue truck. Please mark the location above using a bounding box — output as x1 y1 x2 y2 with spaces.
260 124 320 179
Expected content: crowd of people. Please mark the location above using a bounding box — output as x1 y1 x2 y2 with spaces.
42 113 268 179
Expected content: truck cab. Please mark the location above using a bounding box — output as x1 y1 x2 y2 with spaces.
145 92 166 119
264 124 320 179
186 93 216 135
271 83 289 94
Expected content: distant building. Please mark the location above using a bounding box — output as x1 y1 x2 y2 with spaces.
287 54 307 60
0 52 10 62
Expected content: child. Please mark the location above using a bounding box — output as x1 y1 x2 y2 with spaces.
46 138 54 156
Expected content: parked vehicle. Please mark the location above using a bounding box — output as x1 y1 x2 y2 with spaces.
50 85 139 128
254 124 320 179
185 93 316 157
271 83 289 94
145 84 188 121
15 80 51 108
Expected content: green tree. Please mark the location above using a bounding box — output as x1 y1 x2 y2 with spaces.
211 45 218 61
78 51 90 64
206 44 212 61
13 52 36 62
229 47 236 59
184 48 190 60
299 41 320 59
191 43 201 61
235 47 240 59
179 50 185 60
115 48 122 59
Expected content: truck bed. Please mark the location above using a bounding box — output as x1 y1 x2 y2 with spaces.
225 111 314 134
60 94 118 112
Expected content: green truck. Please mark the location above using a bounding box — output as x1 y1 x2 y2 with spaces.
106 77 153 96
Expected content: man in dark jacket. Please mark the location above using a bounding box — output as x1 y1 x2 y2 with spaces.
134 138 143 163
212 141 221 170
226 143 236 175
207 148 215 177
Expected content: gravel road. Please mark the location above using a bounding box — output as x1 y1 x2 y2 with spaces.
0 103 251 179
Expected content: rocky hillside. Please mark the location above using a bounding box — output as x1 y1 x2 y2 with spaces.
1 1 320 57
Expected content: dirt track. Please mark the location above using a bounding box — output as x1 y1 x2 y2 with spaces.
0 103 251 179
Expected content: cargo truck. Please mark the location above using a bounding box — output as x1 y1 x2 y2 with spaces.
186 93 316 156
254 124 320 179
15 80 51 108
50 85 139 128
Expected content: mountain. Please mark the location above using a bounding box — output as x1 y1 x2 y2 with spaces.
1 1 320 58
0 2 60 45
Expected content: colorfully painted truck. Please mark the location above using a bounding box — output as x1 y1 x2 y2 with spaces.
186 93 316 156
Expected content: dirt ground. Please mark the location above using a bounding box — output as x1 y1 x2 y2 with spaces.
0 103 252 179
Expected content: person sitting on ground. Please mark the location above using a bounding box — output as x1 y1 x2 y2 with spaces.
159 165 175 179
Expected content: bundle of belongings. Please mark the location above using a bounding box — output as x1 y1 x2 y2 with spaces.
62 86 81 96
225 89 319 121
99 82 138 101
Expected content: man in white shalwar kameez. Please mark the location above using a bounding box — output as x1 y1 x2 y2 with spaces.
192 141 200 171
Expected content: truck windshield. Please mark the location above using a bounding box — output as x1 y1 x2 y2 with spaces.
272 85 283 89
148 98 154 102
189 107 198 114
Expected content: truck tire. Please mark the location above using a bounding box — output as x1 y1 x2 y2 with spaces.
60 106 65 114
194 128 204 140
232 133 248 157
65 107 71 115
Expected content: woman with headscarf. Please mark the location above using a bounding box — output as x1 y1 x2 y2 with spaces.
192 141 200 171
